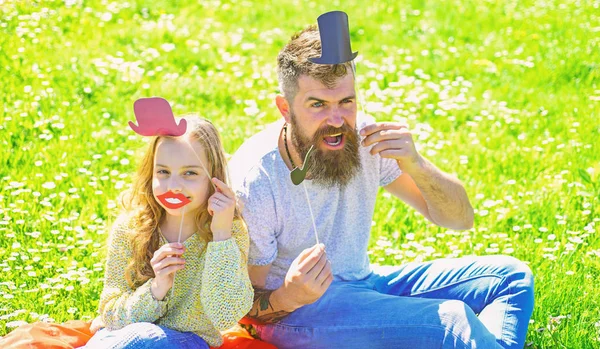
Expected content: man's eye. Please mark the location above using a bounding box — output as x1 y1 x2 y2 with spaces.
342 99 353 104
311 101 324 108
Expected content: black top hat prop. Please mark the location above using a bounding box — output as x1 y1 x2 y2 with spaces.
309 11 358 65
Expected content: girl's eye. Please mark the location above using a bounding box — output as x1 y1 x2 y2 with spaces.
184 171 198 176
157 169 169 175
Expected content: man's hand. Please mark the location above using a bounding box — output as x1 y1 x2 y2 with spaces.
245 245 333 325
360 122 422 173
282 243 333 310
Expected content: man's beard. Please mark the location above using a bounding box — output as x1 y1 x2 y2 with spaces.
290 111 362 188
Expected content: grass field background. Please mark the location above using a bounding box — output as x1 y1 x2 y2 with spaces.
1 0 599 347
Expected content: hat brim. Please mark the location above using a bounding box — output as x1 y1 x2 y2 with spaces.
309 51 358 65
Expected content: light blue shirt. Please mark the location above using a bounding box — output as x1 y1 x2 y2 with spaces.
230 114 402 290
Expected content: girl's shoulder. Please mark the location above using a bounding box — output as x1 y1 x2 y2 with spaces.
108 212 137 242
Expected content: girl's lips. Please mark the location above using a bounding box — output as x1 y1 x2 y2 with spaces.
157 191 191 209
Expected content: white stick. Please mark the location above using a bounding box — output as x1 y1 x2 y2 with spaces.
171 206 186 296
183 138 217 191
351 62 367 118
177 206 186 244
302 181 319 245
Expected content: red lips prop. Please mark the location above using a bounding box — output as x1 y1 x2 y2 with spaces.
129 97 187 136
156 191 192 209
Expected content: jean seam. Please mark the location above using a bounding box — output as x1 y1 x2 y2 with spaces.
406 273 503 297
260 323 472 348
498 275 511 346
176 335 191 344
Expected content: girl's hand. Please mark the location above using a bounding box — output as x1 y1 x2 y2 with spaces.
150 242 185 300
90 316 105 334
207 177 236 241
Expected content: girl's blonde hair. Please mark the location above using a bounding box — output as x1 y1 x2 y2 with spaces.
119 116 237 289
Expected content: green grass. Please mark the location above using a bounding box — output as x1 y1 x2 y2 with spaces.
1 0 599 347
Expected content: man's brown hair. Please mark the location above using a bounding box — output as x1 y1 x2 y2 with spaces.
277 25 354 102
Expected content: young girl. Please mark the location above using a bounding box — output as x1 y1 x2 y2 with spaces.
84 104 253 349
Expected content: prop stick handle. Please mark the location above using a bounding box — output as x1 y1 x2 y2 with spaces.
171 206 186 296
302 182 320 245
184 140 217 191
177 206 186 243
351 62 366 117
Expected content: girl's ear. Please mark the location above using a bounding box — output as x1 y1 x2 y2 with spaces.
276 95 291 124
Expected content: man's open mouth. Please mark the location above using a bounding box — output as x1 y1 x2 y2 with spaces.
322 133 344 148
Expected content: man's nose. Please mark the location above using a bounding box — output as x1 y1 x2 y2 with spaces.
326 108 345 128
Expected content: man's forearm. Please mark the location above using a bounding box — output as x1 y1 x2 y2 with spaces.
404 157 474 230
246 286 297 324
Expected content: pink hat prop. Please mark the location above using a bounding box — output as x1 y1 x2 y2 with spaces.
129 97 187 136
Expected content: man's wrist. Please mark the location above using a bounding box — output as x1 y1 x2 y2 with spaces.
399 154 427 176
272 287 302 312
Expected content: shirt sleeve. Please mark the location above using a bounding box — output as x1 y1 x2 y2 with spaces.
98 216 168 329
379 156 402 187
201 220 253 331
236 166 278 266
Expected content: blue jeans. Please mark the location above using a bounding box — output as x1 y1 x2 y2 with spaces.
255 255 534 349
82 322 209 349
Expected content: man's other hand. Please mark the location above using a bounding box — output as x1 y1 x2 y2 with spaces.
283 243 333 310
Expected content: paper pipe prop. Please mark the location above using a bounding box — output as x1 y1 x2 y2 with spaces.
290 145 315 186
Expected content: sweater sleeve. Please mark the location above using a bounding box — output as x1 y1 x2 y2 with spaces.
201 219 254 330
98 216 168 329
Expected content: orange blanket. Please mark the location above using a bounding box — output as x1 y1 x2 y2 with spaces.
0 320 276 349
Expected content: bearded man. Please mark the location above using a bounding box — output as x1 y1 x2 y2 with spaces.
229 21 534 349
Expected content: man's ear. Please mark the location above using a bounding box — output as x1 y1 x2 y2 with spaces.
275 95 291 124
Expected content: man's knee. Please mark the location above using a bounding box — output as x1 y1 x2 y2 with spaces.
505 256 535 312
495 256 534 293
438 299 475 328
477 255 533 288
437 300 476 346
438 300 498 348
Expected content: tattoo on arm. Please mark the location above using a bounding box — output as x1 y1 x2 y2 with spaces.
246 287 291 324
